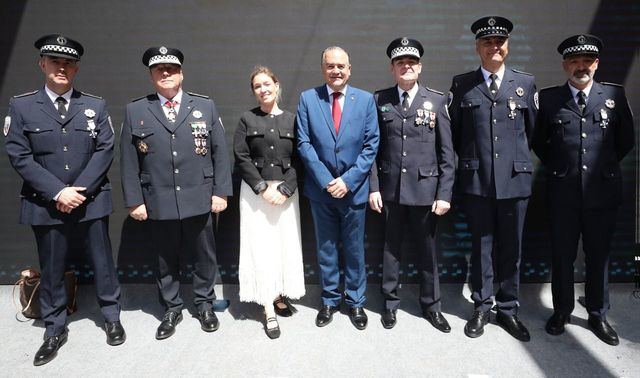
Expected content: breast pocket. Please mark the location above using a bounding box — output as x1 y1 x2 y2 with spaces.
247 125 265 138
73 124 96 153
23 124 55 154
460 97 482 125
552 115 571 139
131 127 155 153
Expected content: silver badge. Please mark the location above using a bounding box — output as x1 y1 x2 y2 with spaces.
159 46 168 54
516 87 524 97
84 109 96 118
600 108 609 129
488 18 496 26
577 35 586 44
428 111 436 129
423 101 433 111
193 110 202 119
605 99 615 109
508 97 517 119
3 116 10 136
401 37 409 46
534 92 539 110
86 120 97 138
57 36 66 45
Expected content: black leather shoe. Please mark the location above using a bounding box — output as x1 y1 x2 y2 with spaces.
381 309 397 329
156 311 183 340
315 305 338 327
198 309 219 332
349 307 368 330
273 297 296 317
545 312 570 336
34 331 67 366
424 311 451 333
588 316 619 346
496 312 531 342
464 310 489 338
265 317 281 339
105 321 126 346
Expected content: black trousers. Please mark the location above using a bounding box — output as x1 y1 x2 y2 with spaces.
150 213 218 312
464 194 529 315
32 217 121 337
549 206 617 319
381 202 441 312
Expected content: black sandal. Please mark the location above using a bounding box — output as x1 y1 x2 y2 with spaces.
265 317 281 339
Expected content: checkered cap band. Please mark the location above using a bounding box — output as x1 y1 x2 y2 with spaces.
476 26 509 38
40 44 79 57
562 44 599 56
148 54 181 66
390 46 420 59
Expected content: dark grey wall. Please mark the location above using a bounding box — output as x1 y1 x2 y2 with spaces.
1 0 638 284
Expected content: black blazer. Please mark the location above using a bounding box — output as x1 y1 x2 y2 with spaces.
233 108 299 196
532 82 635 209
369 85 454 206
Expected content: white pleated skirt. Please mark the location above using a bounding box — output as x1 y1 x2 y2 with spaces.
238 180 306 306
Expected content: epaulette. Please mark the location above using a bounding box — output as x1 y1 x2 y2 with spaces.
13 90 38 98
425 87 443 95
187 91 210 99
539 85 561 92
80 91 103 99
453 70 476 79
601 82 623 88
512 68 533 76
130 95 147 102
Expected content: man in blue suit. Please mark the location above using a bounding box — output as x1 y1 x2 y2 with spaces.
297 46 379 330
4 34 125 366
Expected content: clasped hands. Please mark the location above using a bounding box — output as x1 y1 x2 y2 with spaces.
326 177 348 199
128 195 228 221
55 186 87 214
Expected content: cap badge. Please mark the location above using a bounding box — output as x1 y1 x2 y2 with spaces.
605 99 615 109
84 109 96 118
577 35 586 44
193 110 202 119
488 18 496 26
516 87 524 97
159 46 168 54
56 36 66 45
401 37 409 46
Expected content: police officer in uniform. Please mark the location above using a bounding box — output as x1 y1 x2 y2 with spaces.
369 37 454 331
532 35 634 346
448 17 537 341
4 34 125 366
120 46 232 339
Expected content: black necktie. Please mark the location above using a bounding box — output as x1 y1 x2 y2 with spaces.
401 91 409 112
56 97 67 118
489 74 498 97
577 91 587 112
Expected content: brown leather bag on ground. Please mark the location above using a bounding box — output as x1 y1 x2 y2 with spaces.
13 269 78 320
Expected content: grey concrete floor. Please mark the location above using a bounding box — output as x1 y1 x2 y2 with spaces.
1 283 639 377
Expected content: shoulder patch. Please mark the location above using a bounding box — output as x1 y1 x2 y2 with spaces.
187 91 210 99
13 90 38 98
601 82 623 88
512 68 533 76
425 87 444 95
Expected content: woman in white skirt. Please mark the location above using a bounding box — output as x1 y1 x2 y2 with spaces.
233 66 305 339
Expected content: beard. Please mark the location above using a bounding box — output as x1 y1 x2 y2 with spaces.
569 70 592 86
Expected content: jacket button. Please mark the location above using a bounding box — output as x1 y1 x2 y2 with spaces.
403 135 407 140
63 146 68 151
401 168 407 173
270 163 274 167
582 165 588 171
581 148 586 154
403 118 406 123
270 145 274 149
174 169 179 174
493 119 497 124
172 134 176 139
141 133 145 136
32 193 37 197
581 118 586 122
492 102 497 107
494 136 499 142
465 164 469 168
254 162 258 166
253 131 258 135
176 186 181 191
61 128 66 133
35 128 40 131
495 153 499 159
553 171 557 175
402 151 407 157
581 133 587 139
64 164 69 170
172 151 177 156
270 129 274 133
